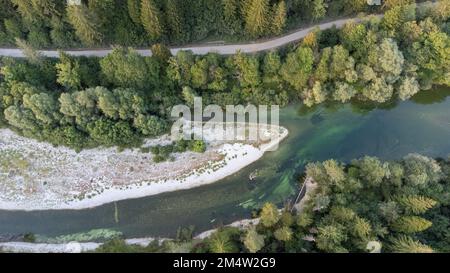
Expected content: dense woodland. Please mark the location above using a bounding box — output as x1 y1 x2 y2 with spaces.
95 155 450 253
0 0 406 48
0 2 448 150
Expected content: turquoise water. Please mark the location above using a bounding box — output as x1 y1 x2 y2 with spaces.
0 88 449 239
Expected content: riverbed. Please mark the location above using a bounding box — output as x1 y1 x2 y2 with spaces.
0 87 449 240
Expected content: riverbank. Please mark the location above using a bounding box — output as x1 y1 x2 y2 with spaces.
0 218 261 253
0 124 288 211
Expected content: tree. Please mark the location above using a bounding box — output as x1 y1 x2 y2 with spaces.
382 0 414 10
271 1 287 35
382 4 416 38
141 0 164 40
274 227 293 242
316 225 347 252
165 0 184 43
243 227 265 253
222 0 242 35
391 216 432 233
411 28 450 86
244 0 270 37
15 38 42 65
66 3 102 46
231 52 261 88
49 15 77 48
352 217 372 239
56 52 81 90
88 0 117 40
303 81 327 107
352 156 389 187
362 77 394 103
11 0 39 25
389 235 433 253
127 0 141 25
280 46 314 92
208 230 239 253
333 82 356 103
100 47 158 89
402 154 442 186
59 88 99 125
259 203 280 227
397 76 420 100
396 195 437 214
368 38 404 84
262 51 282 85
322 159 346 185
330 45 357 83
23 92 60 125
133 114 167 136
151 43 172 66
190 58 209 89
4 105 39 131
314 47 331 82
31 0 60 19
340 21 368 59
312 0 327 21
167 50 195 86
87 118 139 147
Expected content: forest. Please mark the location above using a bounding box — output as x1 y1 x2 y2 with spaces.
0 0 404 48
94 155 450 253
0 2 448 150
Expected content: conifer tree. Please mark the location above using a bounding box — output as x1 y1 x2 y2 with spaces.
274 227 293 242
31 0 59 18
396 195 437 214
243 227 265 253
165 0 184 42
222 0 242 35
141 0 164 40
244 0 270 37
127 0 141 25
259 202 280 227
391 216 432 233
389 235 433 253
271 1 287 35
11 0 37 25
15 38 42 65
312 0 327 21
66 3 102 46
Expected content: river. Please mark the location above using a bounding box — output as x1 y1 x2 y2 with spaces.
0 87 449 240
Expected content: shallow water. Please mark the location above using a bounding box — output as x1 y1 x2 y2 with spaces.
0 87 449 239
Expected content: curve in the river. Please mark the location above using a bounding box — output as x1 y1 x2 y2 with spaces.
0 88 449 239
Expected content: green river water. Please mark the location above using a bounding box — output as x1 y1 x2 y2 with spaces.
0 87 449 240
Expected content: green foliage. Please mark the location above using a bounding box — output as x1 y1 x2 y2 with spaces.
244 0 270 37
66 3 102 46
396 195 437 214
274 226 293 242
271 1 287 35
391 216 432 234
100 47 160 90
243 227 265 253
389 235 433 253
141 0 164 41
207 227 240 253
56 52 81 90
259 202 280 227
94 156 450 253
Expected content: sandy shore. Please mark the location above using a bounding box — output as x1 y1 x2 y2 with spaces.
0 124 288 211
